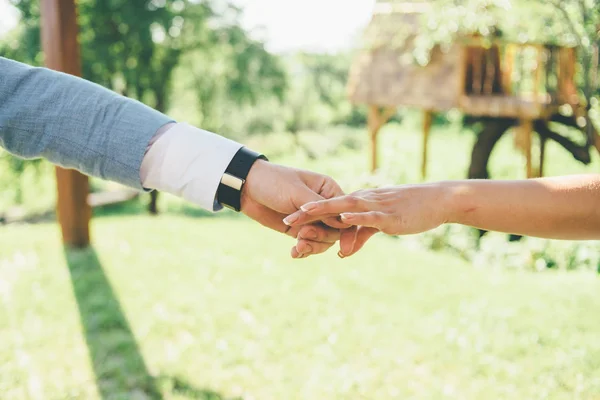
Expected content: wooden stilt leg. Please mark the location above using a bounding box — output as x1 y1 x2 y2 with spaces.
41 0 90 247
367 105 397 173
521 119 534 178
368 105 381 173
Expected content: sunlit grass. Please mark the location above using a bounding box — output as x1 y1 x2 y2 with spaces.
1 215 600 399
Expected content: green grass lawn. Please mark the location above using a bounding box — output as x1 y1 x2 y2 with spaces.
2 214 600 399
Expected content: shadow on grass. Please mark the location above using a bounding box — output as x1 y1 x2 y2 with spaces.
91 198 227 220
3 197 244 226
157 375 242 400
64 246 237 399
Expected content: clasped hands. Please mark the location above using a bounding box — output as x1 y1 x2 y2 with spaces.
241 160 448 258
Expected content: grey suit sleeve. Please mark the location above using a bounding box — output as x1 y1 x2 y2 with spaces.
0 56 173 189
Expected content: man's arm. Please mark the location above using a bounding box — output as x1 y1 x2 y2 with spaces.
0 56 172 189
0 57 346 257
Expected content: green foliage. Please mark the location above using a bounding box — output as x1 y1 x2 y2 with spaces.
168 50 365 138
402 224 600 272
169 29 287 134
250 52 366 136
411 0 598 47
1 0 286 113
0 151 55 213
0 0 287 196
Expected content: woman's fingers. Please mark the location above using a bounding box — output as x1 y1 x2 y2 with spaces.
348 226 379 256
291 224 341 258
338 225 379 258
302 195 368 214
322 216 352 229
334 212 384 258
340 211 387 230
284 195 369 227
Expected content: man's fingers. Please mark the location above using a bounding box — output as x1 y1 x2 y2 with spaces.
293 224 341 257
291 247 305 259
283 195 370 227
338 226 358 256
319 177 345 199
295 239 335 256
244 200 292 234
289 185 328 213
297 224 341 243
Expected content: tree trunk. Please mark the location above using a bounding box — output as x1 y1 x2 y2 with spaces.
467 113 592 241
468 118 515 179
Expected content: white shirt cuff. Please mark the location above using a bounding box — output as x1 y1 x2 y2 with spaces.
140 122 243 211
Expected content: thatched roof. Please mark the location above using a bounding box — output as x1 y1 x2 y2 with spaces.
348 1 462 110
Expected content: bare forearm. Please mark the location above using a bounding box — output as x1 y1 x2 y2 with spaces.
446 175 600 240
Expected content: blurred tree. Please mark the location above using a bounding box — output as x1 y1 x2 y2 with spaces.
540 0 599 146
0 0 286 213
282 52 368 144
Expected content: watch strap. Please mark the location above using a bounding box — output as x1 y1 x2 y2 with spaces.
217 147 267 211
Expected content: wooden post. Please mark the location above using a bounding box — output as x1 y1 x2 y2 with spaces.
557 48 564 102
503 44 514 95
41 0 91 247
421 110 433 180
368 105 380 172
534 45 544 108
367 105 396 173
519 119 534 178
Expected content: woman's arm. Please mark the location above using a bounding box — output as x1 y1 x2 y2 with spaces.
445 175 600 240
284 175 600 257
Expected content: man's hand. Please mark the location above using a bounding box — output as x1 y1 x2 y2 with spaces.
241 160 349 258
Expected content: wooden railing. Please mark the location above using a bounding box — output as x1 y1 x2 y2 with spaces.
460 37 578 109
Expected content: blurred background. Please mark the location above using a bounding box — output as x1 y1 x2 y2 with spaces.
1 0 600 399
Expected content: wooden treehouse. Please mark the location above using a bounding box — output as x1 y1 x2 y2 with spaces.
348 1 599 180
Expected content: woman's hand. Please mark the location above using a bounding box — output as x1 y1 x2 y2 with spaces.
283 183 452 257
284 175 600 256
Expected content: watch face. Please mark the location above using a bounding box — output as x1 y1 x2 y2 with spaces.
221 173 244 191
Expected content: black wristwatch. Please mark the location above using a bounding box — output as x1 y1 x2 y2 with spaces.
216 147 268 212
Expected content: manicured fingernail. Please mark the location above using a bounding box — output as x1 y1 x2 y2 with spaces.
301 203 317 212
283 214 298 225
340 213 353 221
337 250 346 259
